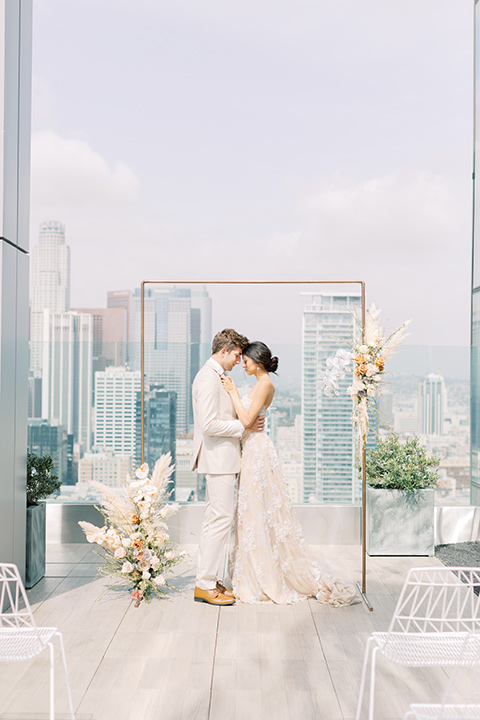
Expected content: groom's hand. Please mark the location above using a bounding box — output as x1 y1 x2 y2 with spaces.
247 415 265 432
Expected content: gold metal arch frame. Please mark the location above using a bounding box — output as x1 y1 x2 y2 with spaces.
140 280 372 610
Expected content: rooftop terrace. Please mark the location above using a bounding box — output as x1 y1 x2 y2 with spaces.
0 544 469 720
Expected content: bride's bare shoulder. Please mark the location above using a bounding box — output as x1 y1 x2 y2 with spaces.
255 376 275 400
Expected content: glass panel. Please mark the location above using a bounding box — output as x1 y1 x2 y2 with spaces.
28 283 471 508
473 1 480 289
471 290 480 502
387 344 470 506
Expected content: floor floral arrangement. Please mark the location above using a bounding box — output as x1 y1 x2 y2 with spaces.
79 454 186 606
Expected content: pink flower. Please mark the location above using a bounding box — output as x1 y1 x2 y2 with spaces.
132 588 143 606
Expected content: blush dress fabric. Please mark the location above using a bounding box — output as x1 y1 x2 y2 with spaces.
229 396 358 606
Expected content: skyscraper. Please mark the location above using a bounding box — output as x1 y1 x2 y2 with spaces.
302 293 361 504
94 367 141 456
42 310 93 451
107 290 131 362
135 385 176 497
73 306 127 374
130 286 192 432
419 373 446 436
27 419 68 486
191 285 212 366
30 221 70 371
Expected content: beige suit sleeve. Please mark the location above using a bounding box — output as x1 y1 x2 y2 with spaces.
195 373 244 438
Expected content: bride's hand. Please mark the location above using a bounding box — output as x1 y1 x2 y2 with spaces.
221 376 236 395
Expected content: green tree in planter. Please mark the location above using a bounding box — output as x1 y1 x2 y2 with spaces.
364 434 440 493
27 451 61 506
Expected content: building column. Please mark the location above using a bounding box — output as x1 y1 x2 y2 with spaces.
0 0 32 576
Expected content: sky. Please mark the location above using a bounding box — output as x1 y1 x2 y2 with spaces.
30 0 474 347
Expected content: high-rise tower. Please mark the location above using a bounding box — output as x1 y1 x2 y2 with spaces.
30 221 70 371
419 373 446 436
302 293 361 504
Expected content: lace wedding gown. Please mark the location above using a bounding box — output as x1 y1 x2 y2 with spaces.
229 396 358 606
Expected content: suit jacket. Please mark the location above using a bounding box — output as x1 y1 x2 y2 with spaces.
191 359 244 474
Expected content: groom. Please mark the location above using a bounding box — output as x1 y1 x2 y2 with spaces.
192 328 264 605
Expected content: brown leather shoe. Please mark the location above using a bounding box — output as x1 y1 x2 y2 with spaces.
194 586 235 605
216 581 235 599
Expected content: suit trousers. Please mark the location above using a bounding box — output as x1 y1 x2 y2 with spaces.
196 473 236 590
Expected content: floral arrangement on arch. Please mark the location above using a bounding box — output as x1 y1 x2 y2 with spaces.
321 304 410 445
79 454 186 606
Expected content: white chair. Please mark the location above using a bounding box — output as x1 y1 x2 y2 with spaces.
403 633 480 720
404 703 480 720
0 562 75 720
355 566 480 720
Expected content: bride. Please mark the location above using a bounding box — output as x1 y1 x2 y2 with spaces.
221 341 358 606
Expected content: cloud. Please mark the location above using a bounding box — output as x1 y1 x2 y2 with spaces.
298 169 468 264
30 130 140 212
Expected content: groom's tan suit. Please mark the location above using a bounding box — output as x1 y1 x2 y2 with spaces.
192 358 244 590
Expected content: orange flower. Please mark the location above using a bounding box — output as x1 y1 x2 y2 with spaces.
359 364 367 374
375 357 385 370
354 354 365 364
129 513 140 525
132 538 143 551
354 367 362 377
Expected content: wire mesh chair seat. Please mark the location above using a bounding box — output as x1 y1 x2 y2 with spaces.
401 632 480 720
0 625 58 661
0 562 75 720
355 567 480 720
404 704 480 720
371 631 480 667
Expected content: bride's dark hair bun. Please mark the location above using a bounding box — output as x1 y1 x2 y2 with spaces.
244 341 279 374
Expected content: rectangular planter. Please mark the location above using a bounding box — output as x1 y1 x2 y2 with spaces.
25 502 46 588
366 486 435 556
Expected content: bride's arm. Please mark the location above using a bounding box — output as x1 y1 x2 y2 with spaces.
221 377 269 427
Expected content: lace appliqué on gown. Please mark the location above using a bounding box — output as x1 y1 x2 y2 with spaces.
230 396 358 606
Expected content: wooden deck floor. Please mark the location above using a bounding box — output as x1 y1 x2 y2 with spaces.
0 544 469 720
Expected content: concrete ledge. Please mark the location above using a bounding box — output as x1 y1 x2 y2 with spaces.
46 502 480 546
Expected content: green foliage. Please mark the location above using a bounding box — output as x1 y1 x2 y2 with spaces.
364 434 440 493
27 451 61 507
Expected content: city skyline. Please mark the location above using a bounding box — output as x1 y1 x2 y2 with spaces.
28 217 471 505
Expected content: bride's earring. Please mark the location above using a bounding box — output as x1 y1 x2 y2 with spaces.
256 366 259 370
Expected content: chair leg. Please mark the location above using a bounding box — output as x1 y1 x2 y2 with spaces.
368 646 379 720
48 642 55 720
356 637 374 720
56 631 75 720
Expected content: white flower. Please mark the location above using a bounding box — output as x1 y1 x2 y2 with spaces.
358 344 369 353
104 528 121 549
365 364 377 378
85 528 105 544
165 550 174 560
154 574 166 586
122 537 132 548
138 559 150 570
114 546 126 559
142 570 151 579
160 503 179 520
352 377 365 391
135 463 149 480
150 555 160 568
155 531 169 545
121 561 134 573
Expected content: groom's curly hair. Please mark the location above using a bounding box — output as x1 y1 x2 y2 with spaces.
212 328 249 354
